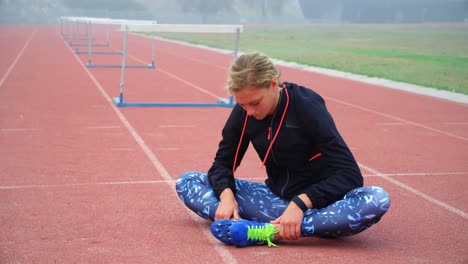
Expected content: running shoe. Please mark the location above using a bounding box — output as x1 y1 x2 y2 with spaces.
210 219 279 247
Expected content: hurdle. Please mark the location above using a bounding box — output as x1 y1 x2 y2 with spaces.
61 17 158 69
74 18 158 56
112 23 243 107
60 17 103 46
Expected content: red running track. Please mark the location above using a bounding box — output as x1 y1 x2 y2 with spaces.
0 24 467 263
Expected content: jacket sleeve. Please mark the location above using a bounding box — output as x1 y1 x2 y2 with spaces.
208 105 250 198
297 90 363 209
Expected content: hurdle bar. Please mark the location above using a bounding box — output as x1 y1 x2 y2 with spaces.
112 23 243 107
67 17 158 68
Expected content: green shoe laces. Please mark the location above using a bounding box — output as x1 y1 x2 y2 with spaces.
247 224 279 247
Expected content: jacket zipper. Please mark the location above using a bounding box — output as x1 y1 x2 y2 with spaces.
267 95 280 141
266 93 280 162
281 169 290 197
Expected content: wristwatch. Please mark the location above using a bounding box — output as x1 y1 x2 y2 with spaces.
291 196 308 212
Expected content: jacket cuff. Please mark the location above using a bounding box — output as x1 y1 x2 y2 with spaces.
306 192 328 209
213 181 236 199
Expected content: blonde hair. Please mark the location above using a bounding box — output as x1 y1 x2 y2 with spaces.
227 52 281 92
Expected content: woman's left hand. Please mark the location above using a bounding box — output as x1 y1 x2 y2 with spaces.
270 202 304 240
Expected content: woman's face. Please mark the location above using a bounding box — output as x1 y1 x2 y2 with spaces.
232 79 280 120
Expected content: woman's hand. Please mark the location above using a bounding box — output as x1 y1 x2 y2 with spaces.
270 194 311 240
270 202 304 240
215 188 240 220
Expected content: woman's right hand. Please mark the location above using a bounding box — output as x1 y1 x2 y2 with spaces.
215 188 240 220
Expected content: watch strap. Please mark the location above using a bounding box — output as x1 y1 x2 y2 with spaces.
292 196 308 212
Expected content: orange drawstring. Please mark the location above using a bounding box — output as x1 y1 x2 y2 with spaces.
232 111 249 175
232 85 290 174
309 152 322 161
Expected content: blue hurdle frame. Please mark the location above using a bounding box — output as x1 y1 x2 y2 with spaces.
112 25 241 108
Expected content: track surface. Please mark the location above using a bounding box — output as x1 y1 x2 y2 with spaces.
1 25 467 263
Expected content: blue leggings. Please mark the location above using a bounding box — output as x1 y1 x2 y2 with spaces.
176 171 390 238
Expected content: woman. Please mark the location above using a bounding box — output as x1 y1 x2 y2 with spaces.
176 52 390 247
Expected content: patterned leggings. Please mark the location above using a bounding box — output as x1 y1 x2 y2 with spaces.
176 171 391 238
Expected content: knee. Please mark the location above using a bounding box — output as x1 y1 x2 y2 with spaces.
176 171 195 184
347 186 391 213
364 186 391 213
175 171 207 193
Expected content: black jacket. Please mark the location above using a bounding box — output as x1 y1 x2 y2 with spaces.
208 82 363 209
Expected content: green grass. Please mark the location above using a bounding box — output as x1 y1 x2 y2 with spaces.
154 24 468 94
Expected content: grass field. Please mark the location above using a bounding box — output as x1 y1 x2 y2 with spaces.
155 23 468 95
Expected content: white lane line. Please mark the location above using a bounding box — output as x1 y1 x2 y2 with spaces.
127 53 226 100
325 96 468 142
155 148 179 151
160 50 228 71
65 48 171 181
359 162 468 220
139 34 468 105
363 172 468 177
443 122 468 125
375 122 407 126
377 121 468 127
159 68 222 99
135 34 231 71
0 29 37 89
159 125 196 128
86 126 121 129
0 180 175 190
130 46 467 143
3 171 466 190
110 148 135 151
67 40 238 264
1 128 40 132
